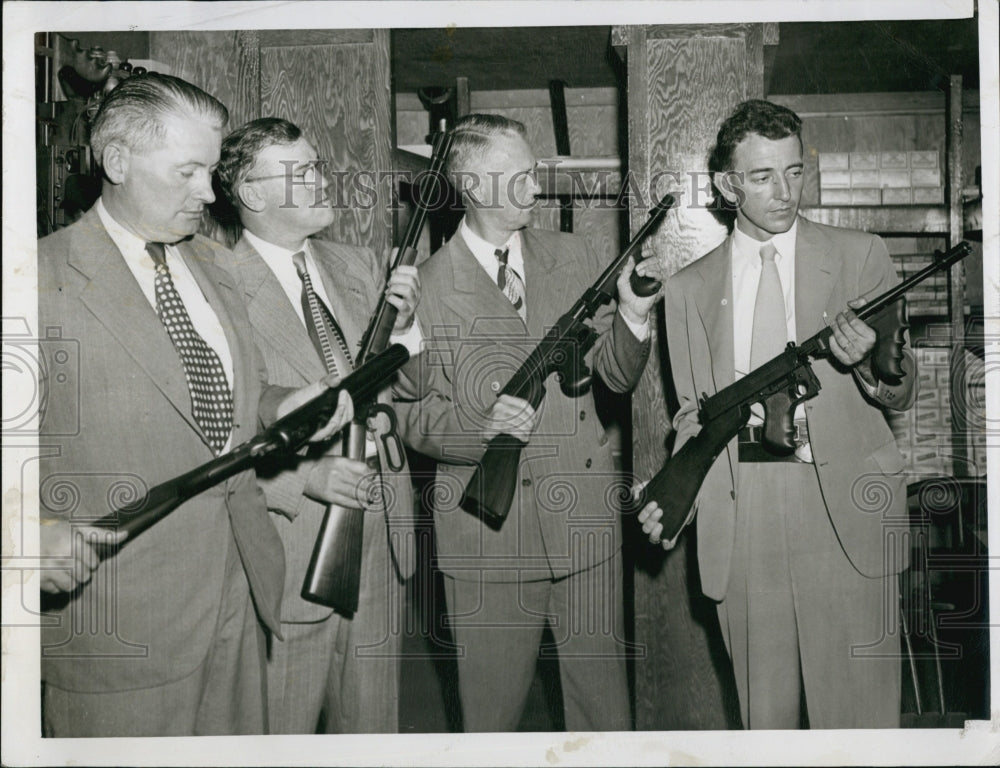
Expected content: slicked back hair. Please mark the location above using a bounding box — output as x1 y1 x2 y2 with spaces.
217 117 303 206
709 99 802 175
446 113 528 189
90 73 228 166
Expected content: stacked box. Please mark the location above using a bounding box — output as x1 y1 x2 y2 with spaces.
891 253 950 316
817 149 943 207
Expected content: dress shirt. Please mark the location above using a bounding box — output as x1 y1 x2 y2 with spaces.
242 229 422 359
459 218 649 341
97 199 235 450
731 220 799 424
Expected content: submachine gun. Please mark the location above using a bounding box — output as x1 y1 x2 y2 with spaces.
635 241 973 543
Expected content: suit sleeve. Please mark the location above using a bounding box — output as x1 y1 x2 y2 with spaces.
584 238 652 393
663 274 702 454
854 234 917 412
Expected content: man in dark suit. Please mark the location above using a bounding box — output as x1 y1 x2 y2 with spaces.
216 117 420 734
395 113 663 731
37 75 350 736
640 99 915 728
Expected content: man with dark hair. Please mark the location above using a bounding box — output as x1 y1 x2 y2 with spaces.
395 113 663 731
640 99 915 728
216 117 421 734
37 75 350 736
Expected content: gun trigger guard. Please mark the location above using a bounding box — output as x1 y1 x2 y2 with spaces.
367 404 405 473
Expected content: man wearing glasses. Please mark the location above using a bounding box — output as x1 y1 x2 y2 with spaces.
216 117 421 734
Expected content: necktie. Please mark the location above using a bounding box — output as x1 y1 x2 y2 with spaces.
292 251 354 376
495 247 526 318
147 242 234 454
750 241 787 369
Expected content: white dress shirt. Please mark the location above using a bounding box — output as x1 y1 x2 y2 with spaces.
98 198 235 449
459 218 649 341
242 229 422 358
731 220 800 424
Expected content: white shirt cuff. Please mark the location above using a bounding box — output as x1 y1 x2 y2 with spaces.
390 318 423 358
619 309 650 342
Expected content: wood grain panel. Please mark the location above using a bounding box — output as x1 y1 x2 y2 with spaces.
149 31 240 118
629 27 751 732
260 34 392 261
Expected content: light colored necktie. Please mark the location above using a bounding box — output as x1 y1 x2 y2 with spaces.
495 246 526 319
147 242 234 454
292 250 354 376
750 241 787 369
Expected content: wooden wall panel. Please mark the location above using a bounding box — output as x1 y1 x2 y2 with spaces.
624 25 760 732
149 31 241 121
260 34 393 261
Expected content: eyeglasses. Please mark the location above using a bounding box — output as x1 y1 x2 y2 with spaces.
244 161 324 184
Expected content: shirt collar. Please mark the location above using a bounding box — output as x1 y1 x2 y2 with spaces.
242 228 309 263
96 197 150 259
459 218 524 279
732 217 799 264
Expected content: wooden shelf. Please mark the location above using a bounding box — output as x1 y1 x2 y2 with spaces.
800 205 949 235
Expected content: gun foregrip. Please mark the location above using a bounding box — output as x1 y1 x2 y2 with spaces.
461 433 526 530
869 298 907 385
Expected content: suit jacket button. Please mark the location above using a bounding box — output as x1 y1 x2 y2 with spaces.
585 458 592 468
491 381 501 392
730 490 736 500
579 411 586 421
522 478 532 487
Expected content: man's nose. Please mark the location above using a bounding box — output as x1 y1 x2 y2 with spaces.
193 170 215 204
774 175 791 201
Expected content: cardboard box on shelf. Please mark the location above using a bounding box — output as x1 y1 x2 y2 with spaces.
882 187 912 205
912 186 944 204
879 151 909 169
818 152 850 171
850 151 880 170
879 169 911 188
909 150 940 168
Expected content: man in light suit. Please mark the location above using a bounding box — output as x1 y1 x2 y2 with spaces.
640 99 915 728
395 113 663 731
37 75 350 736
216 117 421 734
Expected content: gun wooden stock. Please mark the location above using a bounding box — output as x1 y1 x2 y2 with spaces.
460 195 676 526
90 344 410 558
301 130 453 612
638 241 973 544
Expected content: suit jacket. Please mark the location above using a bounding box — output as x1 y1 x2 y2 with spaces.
38 207 286 692
219 236 416 623
664 215 915 601
396 227 650 581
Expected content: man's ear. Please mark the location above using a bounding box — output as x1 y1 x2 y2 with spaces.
101 143 129 185
712 170 744 207
238 181 266 213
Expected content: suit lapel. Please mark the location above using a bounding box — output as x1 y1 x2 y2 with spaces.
692 239 735 392
310 239 372 352
182 241 248 430
70 211 203 437
520 229 577 338
234 236 323 383
440 235 526 335
794 217 838 341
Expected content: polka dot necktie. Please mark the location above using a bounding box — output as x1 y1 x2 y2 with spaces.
292 251 354 376
495 247 526 319
147 242 234 454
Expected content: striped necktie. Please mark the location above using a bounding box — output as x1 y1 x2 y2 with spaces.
495 247 526 319
146 242 233 454
292 250 354 376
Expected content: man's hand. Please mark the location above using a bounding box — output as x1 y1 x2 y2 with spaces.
386 264 421 333
303 455 378 509
482 394 538 444
39 519 124 594
634 480 688 551
617 255 666 326
828 298 877 383
276 374 354 443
